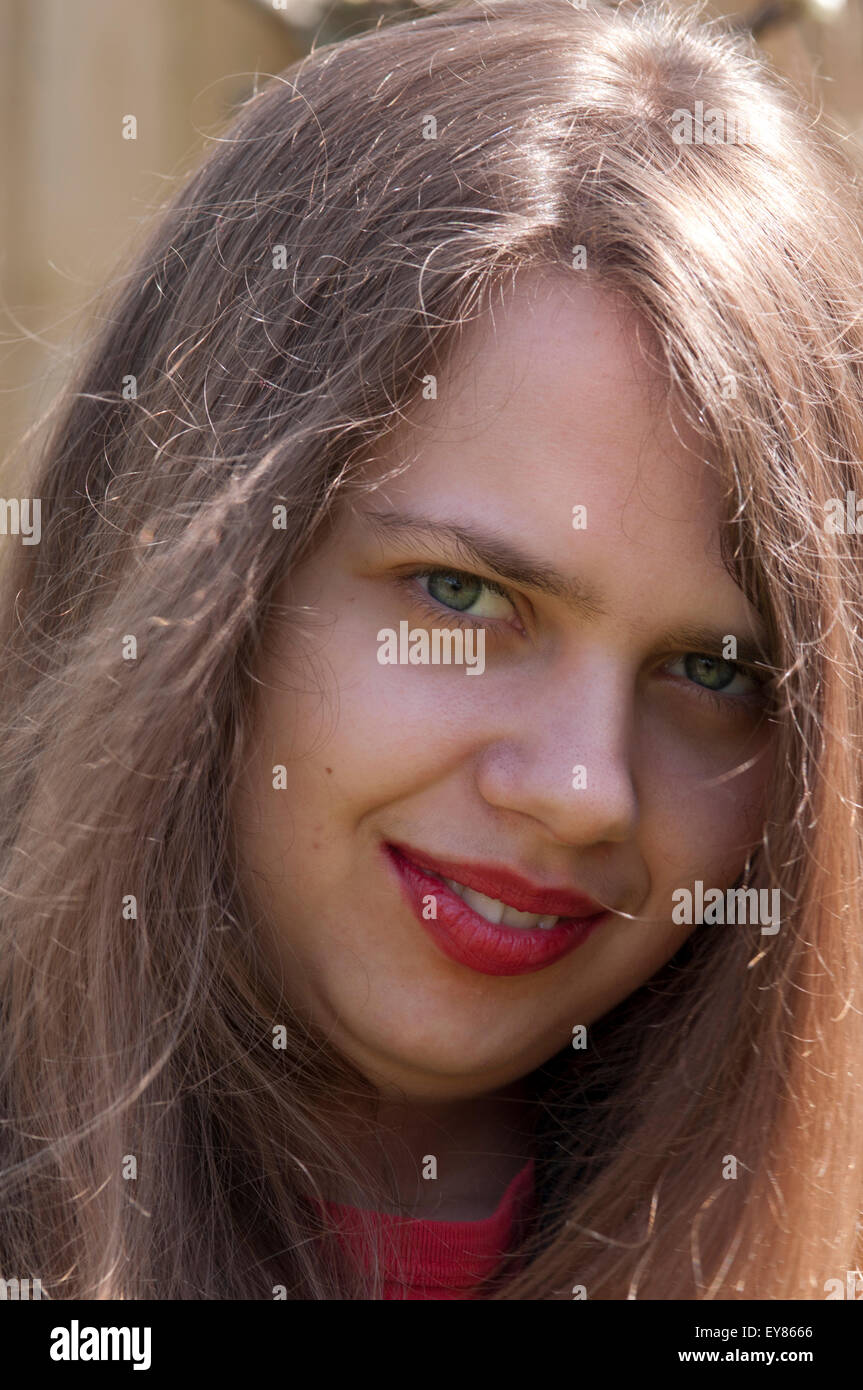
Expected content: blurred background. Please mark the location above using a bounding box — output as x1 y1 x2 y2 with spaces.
1 0 862 481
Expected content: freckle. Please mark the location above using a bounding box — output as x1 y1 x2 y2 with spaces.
325 767 333 774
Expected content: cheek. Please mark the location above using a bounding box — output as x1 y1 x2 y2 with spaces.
634 709 773 883
232 629 477 925
283 634 482 814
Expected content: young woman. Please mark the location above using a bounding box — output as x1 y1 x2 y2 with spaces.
2 0 862 1300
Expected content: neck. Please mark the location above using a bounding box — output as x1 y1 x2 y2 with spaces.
323 1076 537 1220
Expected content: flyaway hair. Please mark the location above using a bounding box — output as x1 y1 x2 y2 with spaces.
1 0 862 1298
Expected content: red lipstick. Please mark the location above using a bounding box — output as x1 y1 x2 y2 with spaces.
384 841 610 977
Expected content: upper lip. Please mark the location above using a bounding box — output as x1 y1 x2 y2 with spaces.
387 841 608 918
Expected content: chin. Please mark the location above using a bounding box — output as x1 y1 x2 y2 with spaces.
343 1028 545 1101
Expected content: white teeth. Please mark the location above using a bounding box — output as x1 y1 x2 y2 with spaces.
500 903 548 928
442 878 559 930
460 886 506 924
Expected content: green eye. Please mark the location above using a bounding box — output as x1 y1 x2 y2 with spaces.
417 569 516 622
426 571 483 611
683 654 739 691
666 652 762 700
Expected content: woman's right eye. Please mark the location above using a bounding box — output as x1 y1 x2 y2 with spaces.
409 568 518 623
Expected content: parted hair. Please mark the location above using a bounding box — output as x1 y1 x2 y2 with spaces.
1 0 862 1298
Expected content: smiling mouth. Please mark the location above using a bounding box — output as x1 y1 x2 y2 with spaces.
384 841 610 977
436 877 561 930
385 839 607 920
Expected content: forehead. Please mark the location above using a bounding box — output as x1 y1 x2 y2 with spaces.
367 272 724 571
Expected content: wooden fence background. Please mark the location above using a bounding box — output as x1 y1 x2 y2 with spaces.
1 0 862 480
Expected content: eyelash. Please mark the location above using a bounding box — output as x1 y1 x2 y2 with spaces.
395 565 770 715
666 670 769 719
395 567 522 633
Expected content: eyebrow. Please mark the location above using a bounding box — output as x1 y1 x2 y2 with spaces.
651 624 770 669
363 507 606 618
361 507 770 664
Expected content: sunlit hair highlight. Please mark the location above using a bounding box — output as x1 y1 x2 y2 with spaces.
1 0 862 1299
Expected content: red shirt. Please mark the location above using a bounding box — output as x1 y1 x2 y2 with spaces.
318 1159 536 1300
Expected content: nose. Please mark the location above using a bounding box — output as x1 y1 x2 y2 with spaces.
473 659 638 848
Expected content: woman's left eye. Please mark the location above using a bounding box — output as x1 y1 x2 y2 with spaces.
410 569 517 622
667 652 760 697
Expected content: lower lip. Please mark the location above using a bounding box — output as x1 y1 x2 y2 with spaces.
384 844 609 977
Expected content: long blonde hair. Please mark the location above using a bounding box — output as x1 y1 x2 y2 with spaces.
2 0 862 1299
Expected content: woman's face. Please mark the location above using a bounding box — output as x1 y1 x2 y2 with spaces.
233 275 773 1103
